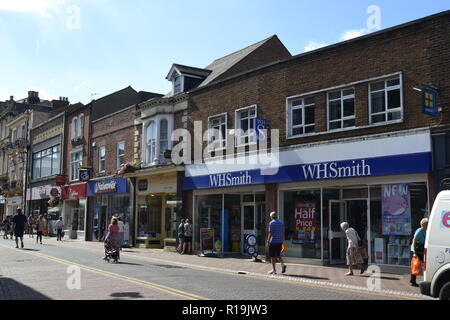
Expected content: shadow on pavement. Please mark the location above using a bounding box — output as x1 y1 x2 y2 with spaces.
284 274 330 281
359 275 401 281
110 292 143 299
0 277 51 300
115 262 143 266
21 248 40 252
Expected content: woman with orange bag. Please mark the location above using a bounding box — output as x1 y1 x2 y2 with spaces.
410 218 428 287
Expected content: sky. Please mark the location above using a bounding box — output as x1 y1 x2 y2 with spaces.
0 0 448 104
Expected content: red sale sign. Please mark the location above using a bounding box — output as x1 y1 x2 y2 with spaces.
293 201 317 245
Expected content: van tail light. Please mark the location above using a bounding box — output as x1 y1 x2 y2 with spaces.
423 248 427 272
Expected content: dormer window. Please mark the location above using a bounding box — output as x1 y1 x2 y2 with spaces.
174 76 183 94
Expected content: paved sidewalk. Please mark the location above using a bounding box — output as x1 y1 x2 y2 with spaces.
52 236 431 300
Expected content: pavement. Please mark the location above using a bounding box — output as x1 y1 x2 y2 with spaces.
20 235 430 300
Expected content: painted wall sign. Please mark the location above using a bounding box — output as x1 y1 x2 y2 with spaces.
381 184 412 235
184 152 431 190
87 178 128 196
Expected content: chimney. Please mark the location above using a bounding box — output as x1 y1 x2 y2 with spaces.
28 91 40 104
51 96 70 111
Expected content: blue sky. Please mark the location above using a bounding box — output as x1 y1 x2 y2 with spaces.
0 0 448 104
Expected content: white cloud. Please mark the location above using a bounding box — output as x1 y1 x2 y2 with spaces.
339 28 368 41
304 41 328 52
0 0 67 17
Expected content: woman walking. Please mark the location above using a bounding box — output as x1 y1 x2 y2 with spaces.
410 218 428 287
341 222 365 276
177 219 185 254
36 215 47 244
182 219 192 255
27 215 35 238
104 217 120 261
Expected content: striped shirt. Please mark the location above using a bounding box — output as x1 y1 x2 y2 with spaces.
268 219 284 244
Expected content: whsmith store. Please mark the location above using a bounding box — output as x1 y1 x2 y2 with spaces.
181 11 449 270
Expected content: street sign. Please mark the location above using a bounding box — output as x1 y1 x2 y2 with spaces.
422 89 438 116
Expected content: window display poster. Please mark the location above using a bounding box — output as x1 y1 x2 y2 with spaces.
382 184 412 235
200 228 214 252
293 201 316 245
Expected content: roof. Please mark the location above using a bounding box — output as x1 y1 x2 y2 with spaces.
198 35 276 87
90 86 162 121
166 64 212 80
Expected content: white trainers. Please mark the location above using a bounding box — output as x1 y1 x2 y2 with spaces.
268 270 277 275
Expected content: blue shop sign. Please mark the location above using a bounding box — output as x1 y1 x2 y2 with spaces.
87 178 128 196
184 152 431 190
422 89 438 116
254 118 268 142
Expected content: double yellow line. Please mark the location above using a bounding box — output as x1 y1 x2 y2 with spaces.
0 243 206 300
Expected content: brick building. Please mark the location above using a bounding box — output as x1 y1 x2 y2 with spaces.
182 11 450 269
86 87 162 244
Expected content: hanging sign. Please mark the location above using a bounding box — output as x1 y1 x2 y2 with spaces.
422 89 438 116
254 118 268 143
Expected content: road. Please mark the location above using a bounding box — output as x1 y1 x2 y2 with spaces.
0 237 418 301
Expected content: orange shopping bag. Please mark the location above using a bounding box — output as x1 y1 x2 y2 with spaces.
281 242 288 253
411 256 421 276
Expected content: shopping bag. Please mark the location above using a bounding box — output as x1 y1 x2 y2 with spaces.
411 256 421 276
281 242 288 253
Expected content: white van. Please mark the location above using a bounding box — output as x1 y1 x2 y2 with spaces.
420 190 450 300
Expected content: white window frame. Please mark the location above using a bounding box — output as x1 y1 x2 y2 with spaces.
146 122 157 165
327 87 356 131
78 114 84 138
98 146 106 174
117 141 125 169
287 97 315 138
235 104 258 146
72 118 77 139
70 149 83 182
369 75 403 125
208 112 227 151
173 75 184 94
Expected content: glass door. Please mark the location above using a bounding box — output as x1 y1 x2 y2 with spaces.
329 200 347 264
241 203 256 255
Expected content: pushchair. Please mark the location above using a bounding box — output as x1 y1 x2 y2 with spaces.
104 238 120 263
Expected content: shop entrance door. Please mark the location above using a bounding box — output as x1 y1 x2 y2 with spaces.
241 203 256 255
329 200 347 264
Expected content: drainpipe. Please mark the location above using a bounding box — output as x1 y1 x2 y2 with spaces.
23 111 31 216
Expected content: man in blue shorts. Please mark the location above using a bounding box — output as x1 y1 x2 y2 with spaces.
12 209 27 249
266 212 286 275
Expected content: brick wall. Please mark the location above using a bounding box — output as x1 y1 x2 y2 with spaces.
187 12 450 154
91 107 136 177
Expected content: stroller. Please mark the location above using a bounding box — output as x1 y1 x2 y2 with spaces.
104 238 120 263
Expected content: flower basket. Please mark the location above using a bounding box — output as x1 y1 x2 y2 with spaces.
48 197 60 207
118 162 141 175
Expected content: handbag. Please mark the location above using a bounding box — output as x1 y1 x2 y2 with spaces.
411 256 421 276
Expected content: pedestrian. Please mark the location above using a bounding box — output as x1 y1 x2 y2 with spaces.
410 218 428 287
36 215 47 244
266 212 286 275
27 215 35 238
177 219 185 254
55 217 64 241
12 209 27 249
182 219 192 255
2 218 10 239
341 222 365 276
8 215 14 240
104 217 120 260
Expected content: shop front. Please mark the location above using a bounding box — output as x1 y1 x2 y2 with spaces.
5 197 22 217
87 177 132 246
130 167 183 249
26 183 62 235
61 183 87 240
184 129 432 268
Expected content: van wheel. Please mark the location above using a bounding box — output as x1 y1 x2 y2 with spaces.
439 282 450 300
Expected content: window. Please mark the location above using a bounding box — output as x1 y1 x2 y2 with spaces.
236 105 257 145
328 89 355 130
146 122 156 164
288 97 315 137
72 115 84 139
72 118 78 139
32 145 60 180
99 146 106 173
70 150 83 181
173 76 183 94
117 142 125 169
208 113 227 150
159 119 168 160
370 77 402 124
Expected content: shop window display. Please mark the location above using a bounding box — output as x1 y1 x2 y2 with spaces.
283 190 322 259
195 195 222 252
369 182 428 266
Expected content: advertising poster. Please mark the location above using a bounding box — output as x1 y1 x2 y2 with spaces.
200 228 214 252
382 184 412 235
293 201 316 245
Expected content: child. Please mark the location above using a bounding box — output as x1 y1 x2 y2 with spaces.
2 219 10 239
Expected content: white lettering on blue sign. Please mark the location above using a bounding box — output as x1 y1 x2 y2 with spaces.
95 181 117 193
209 171 252 187
301 160 371 180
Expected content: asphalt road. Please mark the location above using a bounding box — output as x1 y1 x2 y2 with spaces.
0 237 414 301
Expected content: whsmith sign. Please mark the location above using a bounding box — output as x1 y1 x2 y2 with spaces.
183 153 431 190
